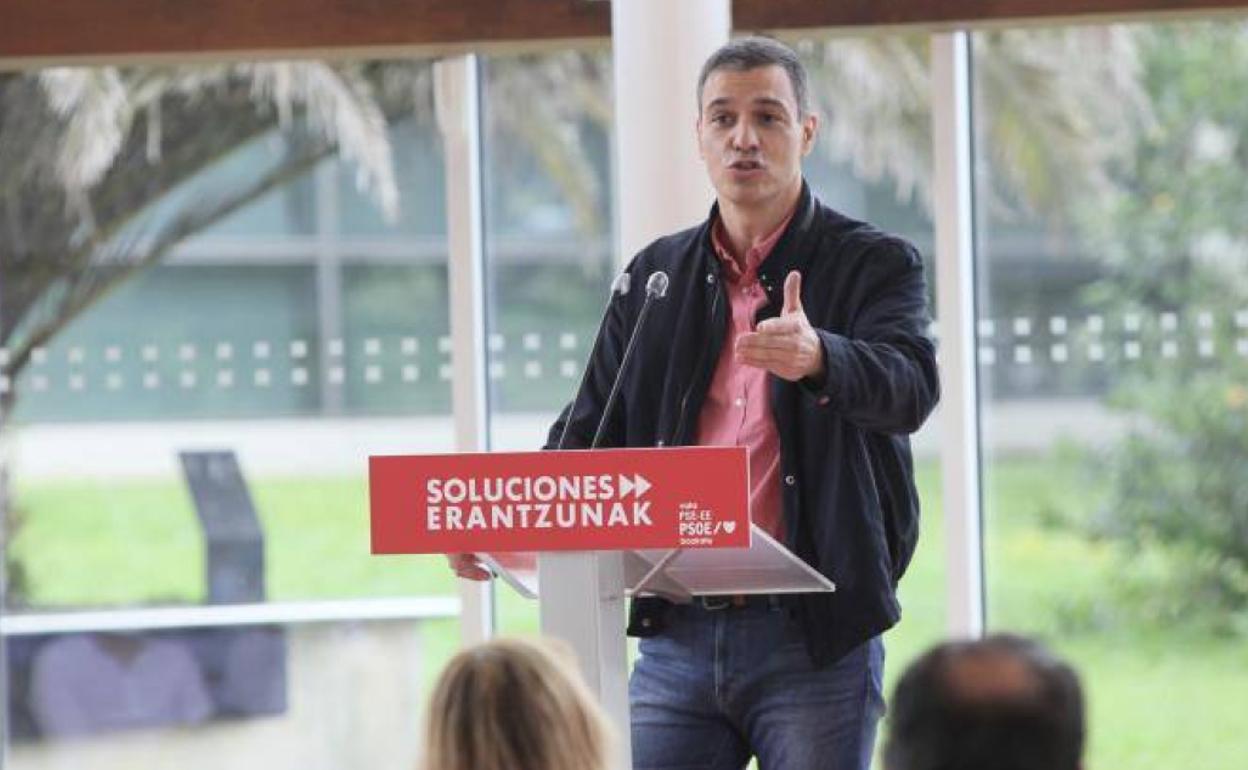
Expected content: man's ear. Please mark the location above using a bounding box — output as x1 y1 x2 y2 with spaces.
801 112 820 156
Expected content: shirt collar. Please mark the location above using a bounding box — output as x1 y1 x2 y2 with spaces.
710 205 797 284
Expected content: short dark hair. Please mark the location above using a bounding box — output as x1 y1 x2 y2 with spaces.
697 36 810 117
883 634 1086 770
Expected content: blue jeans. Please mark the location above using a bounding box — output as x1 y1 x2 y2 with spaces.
630 599 885 770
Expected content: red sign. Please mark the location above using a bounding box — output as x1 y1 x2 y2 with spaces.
369 446 750 554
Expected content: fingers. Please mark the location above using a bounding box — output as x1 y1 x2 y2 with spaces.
737 330 804 354
754 315 804 335
446 553 493 581
736 331 818 381
737 344 809 369
782 271 803 315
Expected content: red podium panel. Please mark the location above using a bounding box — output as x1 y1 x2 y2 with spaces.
370 446 749 554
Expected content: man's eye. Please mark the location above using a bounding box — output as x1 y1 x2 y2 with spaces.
711 114 732 126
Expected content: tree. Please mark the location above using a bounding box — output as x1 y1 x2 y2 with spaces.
0 61 432 424
481 31 1144 237
0 60 434 604
1072 24 1248 623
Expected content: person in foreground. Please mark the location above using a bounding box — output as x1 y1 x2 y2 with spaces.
420 636 613 770
451 35 939 770
883 634 1087 770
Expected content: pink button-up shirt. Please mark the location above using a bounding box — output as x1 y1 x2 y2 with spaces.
695 210 794 541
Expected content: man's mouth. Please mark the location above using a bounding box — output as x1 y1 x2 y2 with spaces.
728 159 763 171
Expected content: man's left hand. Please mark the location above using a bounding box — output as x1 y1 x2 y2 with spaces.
736 270 825 383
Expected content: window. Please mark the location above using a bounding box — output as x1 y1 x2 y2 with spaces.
973 21 1248 769
1 59 458 767
479 49 616 635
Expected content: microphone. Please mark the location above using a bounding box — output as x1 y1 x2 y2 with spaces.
590 270 669 448
645 271 669 299
555 271 632 450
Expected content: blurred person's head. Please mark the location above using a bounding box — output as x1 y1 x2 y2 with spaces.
883 634 1085 770
421 636 613 770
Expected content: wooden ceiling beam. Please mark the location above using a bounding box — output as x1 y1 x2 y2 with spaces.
3 0 1247 65
0 0 611 65
733 0 1248 32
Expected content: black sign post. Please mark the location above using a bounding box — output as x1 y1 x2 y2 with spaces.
179 451 266 604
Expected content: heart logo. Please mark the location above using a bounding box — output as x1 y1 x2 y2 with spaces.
723 521 736 534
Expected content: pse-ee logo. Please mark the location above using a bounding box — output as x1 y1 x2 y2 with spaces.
424 473 654 533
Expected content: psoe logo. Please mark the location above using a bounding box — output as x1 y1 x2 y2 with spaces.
676 500 735 545
424 473 653 532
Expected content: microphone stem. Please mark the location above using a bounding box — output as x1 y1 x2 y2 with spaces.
556 279 628 450
590 293 657 449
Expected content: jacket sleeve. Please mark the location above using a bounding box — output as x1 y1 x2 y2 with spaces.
804 240 940 434
542 275 634 450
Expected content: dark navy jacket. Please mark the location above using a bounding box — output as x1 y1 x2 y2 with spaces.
546 181 940 668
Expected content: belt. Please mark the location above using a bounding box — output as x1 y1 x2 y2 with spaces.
697 594 782 611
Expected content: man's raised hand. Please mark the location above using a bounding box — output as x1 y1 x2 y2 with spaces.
735 270 825 383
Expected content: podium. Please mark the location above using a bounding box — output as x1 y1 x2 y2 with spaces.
370 446 833 770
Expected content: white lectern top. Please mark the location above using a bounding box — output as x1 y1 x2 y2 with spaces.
480 524 833 603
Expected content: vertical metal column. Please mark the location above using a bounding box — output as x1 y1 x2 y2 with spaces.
0 469 8 767
931 31 985 639
314 162 345 414
435 54 494 645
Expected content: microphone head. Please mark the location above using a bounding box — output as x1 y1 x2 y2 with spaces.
645 271 670 299
611 272 631 297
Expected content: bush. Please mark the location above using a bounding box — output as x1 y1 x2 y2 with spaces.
1085 366 1248 630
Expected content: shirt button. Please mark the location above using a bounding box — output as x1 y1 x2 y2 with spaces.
817 395 831 406
785 475 796 486
734 397 745 408
706 273 715 284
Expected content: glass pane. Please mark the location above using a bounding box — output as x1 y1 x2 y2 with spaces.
480 50 616 636
789 29 946 711
1 59 459 767
974 21 1248 770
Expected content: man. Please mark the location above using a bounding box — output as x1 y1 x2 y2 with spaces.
882 634 1087 770
451 36 938 769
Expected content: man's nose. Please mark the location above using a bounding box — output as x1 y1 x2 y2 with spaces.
730 122 759 151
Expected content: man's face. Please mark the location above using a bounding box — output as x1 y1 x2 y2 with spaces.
697 64 817 213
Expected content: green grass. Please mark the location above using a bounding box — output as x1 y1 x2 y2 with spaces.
9 458 1248 769
10 475 457 607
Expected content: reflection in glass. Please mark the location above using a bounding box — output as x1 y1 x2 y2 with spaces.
8 628 285 740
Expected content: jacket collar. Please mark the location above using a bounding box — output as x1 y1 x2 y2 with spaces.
699 180 818 307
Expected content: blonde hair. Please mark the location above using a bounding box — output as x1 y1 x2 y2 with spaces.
421 636 613 770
